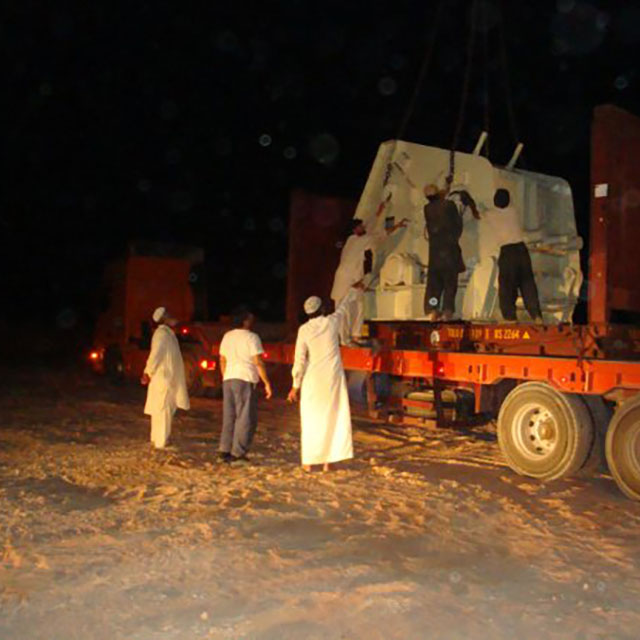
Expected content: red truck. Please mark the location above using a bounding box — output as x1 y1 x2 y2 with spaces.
88 242 220 393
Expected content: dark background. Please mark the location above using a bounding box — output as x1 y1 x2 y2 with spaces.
3 0 640 351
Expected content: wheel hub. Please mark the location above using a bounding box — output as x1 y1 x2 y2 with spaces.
512 404 559 459
538 421 555 441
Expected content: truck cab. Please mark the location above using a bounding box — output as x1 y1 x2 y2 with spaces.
89 243 217 392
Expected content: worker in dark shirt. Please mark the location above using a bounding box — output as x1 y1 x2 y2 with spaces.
423 184 466 321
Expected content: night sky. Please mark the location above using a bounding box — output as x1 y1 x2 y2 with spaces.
3 0 640 344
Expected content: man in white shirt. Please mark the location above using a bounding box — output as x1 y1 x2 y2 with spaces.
218 309 272 464
330 195 407 343
483 188 543 323
141 306 190 449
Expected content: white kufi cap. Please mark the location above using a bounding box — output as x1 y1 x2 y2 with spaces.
303 296 322 315
152 306 166 322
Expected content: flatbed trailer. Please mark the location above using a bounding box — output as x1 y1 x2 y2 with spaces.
259 320 640 400
226 316 639 501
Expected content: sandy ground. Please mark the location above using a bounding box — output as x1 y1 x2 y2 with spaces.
1 367 640 640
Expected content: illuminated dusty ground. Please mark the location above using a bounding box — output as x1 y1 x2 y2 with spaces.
2 367 640 640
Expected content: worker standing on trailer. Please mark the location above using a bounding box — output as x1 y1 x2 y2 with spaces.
287 289 359 472
423 184 467 321
331 194 407 344
483 188 543 323
141 307 190 449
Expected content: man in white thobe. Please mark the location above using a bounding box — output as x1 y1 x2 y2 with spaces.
141 306 190 449
330 197 407 344
287 289 358 471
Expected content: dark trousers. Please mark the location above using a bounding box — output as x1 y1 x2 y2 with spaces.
498 242 542 321
424 267 459 314
220 379 258 457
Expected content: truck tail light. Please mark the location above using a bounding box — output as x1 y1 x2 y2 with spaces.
89 351 100 361
200 359 216 371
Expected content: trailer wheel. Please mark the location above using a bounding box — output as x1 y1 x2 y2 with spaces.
182 351 203 396
204 361 223 399
498 382 593 481
104 346 124 385
578 395 612 476
404 389 456 420
605 395 640 501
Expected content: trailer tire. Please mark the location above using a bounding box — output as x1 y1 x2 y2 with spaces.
605 395 640 501
204 361 223 399
578 395 612 476
104 346 125 385
182 351 203 396
498 382 593 481
404 389 456 420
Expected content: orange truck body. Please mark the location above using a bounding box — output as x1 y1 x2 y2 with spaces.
89 247 217 389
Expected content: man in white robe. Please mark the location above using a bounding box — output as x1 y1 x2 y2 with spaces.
330 196 407 343
287 289 358 471
141 307 190 449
